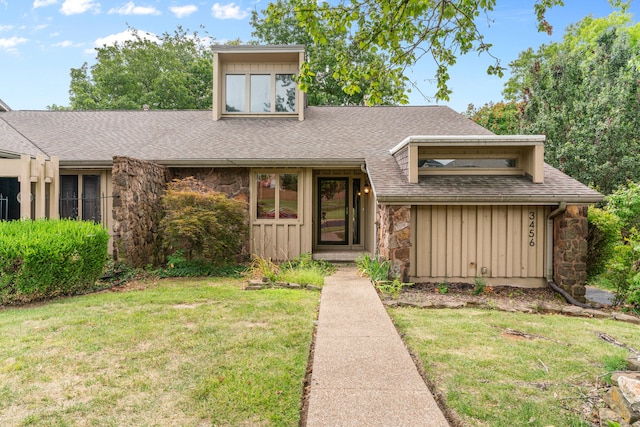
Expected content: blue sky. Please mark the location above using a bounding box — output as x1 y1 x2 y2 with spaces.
0 0 637 111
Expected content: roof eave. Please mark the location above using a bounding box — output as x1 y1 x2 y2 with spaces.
59 158 367 169
389 135 547 155
376 194 604 205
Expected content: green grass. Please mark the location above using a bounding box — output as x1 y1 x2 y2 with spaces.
0 277 319 426
389 307 640 426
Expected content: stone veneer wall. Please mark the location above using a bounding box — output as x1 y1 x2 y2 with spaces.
170 167 250 259
377 204 411 282
170 168 249 202
112 156 170 267
553 205 588 303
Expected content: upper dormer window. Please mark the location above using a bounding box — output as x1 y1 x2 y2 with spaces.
390 136 546 184
225 73 297 114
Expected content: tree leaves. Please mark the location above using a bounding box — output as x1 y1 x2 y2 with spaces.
69 27 213 110
505 9 640 194
261 0 563 103
251 0 406 105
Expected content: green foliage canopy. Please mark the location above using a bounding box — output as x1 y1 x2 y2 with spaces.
504 9 640 194
263 0 564 104
251 0 406 105
464 101 523 135
69 27 213 110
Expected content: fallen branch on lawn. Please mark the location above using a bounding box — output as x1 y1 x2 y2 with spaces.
595 332 640 355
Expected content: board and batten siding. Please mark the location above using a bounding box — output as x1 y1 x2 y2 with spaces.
250 168 313 261
411 205 549 287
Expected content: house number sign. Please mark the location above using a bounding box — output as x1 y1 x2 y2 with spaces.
529 211 536 247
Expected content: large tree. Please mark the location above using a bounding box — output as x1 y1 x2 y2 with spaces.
69 27 213 110
505 10 640 194
251 0 406 105
464 101 523 135
263 0 565 104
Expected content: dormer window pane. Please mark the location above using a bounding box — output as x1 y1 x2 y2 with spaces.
276 74 296 112
226 75 245 112
250 75 271 112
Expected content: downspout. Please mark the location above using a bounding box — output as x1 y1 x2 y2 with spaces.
546 202 592 308
546 201 566 281
360 163 377 256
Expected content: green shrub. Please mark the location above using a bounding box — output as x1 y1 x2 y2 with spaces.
472 276 487 295
356 253 391 282
0 219 109 304
160 177 249 266
605 228 640 306
606 181 640 237
587 206 622 280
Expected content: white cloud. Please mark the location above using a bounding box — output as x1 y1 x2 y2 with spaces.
34 24 49 31
33 0 58 8
60 0 100 15
53 39 83 47
0 36 28 53
211 2 248 20
169 4 197 18
108 2 161 16
0 25 13 32
85 28 159 53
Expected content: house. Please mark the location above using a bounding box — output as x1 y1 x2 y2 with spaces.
0 45 602 301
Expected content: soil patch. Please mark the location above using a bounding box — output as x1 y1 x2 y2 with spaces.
382 282 640 325
395 282 562 307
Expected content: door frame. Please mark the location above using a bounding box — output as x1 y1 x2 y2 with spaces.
313 171 366 251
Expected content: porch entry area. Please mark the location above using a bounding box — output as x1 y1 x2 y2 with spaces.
313 170 371 261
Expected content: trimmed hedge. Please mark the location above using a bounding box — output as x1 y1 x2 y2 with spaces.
0 219 109 304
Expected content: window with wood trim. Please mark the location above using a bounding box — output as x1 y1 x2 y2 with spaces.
256 173 299 220
59 174 102 222
418 149 524 176
225 73 297 114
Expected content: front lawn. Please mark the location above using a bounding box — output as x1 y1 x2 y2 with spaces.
390 307 640 426
0 278 319 426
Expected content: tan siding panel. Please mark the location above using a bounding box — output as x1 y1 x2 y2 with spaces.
414 205 546 281
252 223 303 261
480 207 491 277
460 206 469 278
450 206 462 277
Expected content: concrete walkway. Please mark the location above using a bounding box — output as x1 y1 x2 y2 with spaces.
305 267 450 426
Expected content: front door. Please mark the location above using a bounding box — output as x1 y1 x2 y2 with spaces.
317 177 362 246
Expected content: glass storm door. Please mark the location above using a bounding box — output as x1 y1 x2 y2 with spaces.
318 178 349 245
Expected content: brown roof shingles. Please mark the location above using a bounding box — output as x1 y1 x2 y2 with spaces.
0 106 602 203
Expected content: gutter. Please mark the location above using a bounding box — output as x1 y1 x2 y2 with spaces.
59 158 367 169
376 195 603 205
0 149 22 159
389 134 546 155
546 202 566 281
360 162 378 256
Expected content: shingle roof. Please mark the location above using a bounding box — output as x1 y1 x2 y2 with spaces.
0 106 602 203
0 117 46 157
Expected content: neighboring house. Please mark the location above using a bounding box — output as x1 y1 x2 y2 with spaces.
0 46 602 301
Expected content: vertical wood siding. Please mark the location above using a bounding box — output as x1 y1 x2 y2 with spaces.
251 223 303 261
250 168 313 261
414 205 547 279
